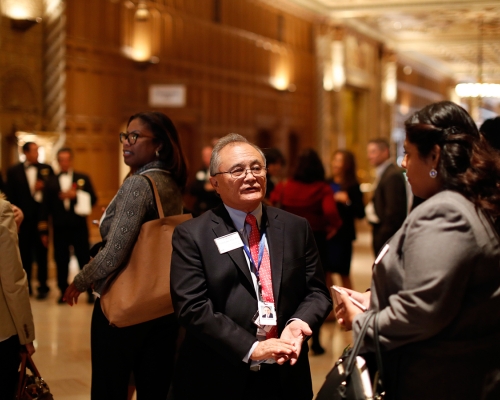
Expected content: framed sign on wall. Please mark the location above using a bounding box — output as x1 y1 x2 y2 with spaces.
148 84 186 107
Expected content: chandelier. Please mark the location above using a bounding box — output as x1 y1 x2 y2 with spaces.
455 18 500 99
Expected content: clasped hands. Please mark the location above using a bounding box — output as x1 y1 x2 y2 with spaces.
334 288 371 330
250 319 311 365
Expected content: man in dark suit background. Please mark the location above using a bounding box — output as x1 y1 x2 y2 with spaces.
5 142 54 298
365 138 407 255
39 148 97 304
263 147 285 203
188 144 222 216
171 134 332 400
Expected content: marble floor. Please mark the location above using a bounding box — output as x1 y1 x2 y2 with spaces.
27 220 375 399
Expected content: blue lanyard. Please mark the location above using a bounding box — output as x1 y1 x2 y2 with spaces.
243 232 267 279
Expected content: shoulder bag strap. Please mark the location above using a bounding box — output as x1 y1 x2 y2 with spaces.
373 312 385 394
16 351 28 399
142 174 164 219
26 352 42 377
345 310 376 374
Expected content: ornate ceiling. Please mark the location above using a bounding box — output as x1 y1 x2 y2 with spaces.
266 0 500 84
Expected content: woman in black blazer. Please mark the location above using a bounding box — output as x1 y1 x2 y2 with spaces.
335 101 500 400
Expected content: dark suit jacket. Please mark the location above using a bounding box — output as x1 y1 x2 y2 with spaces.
170 203 332 400
5 163 54 221
188 168 222 216
39 171 97 233
372 163 407 254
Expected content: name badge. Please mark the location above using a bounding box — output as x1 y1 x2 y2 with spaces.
258 301 277 326
214 232 244 254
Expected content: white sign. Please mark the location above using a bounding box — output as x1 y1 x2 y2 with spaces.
149 84 186 107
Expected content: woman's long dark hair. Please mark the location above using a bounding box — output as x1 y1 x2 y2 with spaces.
128 112 188 189
293 148 325 183
332 150 358 190
405 101 500 218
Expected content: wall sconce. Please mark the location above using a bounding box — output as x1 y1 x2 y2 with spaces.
121 1 161 67
134 56 160 69
270 76 288 91
122 46 159 67
10 17 41 31
269 51 295 92
269 76 295 92
3 0 43 31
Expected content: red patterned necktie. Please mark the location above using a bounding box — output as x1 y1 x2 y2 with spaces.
245 214 277 339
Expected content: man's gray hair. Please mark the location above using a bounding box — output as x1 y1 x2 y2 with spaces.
209 133 266 176
368 138 390 154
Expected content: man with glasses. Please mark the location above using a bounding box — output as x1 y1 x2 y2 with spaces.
171 133 332 400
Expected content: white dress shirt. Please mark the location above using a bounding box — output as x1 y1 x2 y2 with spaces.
59 170 73 210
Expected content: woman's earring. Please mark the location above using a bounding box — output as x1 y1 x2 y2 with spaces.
155 150 160 158
429 168 437 179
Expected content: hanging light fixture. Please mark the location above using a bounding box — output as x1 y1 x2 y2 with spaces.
455 18 500 98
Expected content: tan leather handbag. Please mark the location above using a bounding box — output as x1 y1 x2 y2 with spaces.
100 174 191 327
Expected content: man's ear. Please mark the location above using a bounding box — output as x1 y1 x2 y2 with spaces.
209 177 218 189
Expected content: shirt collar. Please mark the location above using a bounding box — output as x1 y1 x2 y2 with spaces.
24 161 37 168
375 159 393 179
224 202 263 233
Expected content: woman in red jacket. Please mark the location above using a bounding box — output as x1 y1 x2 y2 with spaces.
270 148 341 355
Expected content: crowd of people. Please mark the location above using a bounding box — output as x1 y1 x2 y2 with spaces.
0 102 499 399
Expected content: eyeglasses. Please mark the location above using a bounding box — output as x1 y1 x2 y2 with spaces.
119 132 155 145
213 166 267 179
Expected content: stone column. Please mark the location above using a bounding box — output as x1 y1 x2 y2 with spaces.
43 0 66 138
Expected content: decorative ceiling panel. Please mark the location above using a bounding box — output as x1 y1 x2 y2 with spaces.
266 0 500 83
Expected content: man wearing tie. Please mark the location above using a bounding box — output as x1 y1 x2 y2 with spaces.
171 134 332 400
5 142 54 298
39 148 97 304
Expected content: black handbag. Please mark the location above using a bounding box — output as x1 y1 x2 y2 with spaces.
16 351 54 400
316 311 385 400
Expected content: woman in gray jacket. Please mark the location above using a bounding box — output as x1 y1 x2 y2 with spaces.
335 101 500 400
65 112 188 399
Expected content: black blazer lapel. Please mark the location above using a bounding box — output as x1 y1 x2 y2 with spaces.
263 205 284 310
17 164 30 194
210 205 253 286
